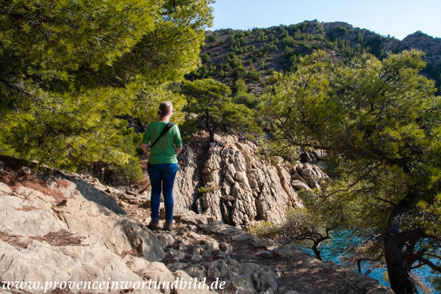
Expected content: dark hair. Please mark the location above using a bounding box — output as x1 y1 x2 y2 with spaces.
158 101 172 117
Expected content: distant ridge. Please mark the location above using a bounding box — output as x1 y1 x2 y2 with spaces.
190 20 441 94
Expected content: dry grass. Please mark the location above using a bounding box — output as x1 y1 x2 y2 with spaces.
15 205 39 211
0 158 72 204
31 230 84 247
0 230 29 249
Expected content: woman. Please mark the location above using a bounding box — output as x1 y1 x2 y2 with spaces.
141 101 182 231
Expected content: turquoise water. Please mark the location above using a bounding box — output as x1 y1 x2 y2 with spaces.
298 231 438 292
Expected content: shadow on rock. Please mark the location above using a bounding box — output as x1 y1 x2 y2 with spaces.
64 175 127 215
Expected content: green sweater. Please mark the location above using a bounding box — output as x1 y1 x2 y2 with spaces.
142 121 182 164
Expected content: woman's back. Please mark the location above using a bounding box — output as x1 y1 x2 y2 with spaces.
143 121 182 164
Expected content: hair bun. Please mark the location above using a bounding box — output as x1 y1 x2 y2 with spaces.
158 101 173 118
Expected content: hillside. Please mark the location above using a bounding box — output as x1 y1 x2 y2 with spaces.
188 20 441 94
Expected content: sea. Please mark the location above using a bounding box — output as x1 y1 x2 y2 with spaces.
298 230 439 293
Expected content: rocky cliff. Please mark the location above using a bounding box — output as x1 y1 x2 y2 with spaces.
171 132 326 226
0 135 393 294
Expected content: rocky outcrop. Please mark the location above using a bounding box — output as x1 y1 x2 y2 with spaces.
0 155 393 294
395 31 441 66
172 132 327 226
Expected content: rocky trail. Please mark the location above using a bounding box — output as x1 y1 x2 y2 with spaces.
0 134 393 294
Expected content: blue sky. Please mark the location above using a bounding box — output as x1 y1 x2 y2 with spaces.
209 0 441 40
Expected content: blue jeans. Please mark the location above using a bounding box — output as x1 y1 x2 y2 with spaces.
147 163 178 221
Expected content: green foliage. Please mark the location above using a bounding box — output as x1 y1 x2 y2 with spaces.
282 36 295 48
196 22 440 98
220 98 262 138
181 79 262 141
418 194 441 236
263 49 441 290
247 67 262 82
336 26 348 36
232 66 247 80
181 78 231 141
201 53 210 64
248 207 333 260
0 87 143 179
423 63 441 94
364 35 386 58
226 53 243 68
206 32 217 43
129 82 187 125
1 0 159 80
233 92 261 109
247 221 278 238
256 30 267 42
227 32 247 48
197 186 216 194
0 0 213 180
232 79 247 95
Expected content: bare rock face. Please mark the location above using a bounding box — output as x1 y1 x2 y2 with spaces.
0 194 68 236
173 143 202 211
0 160 165 293
0 239 148 291
173 133 327 226
55 198 165 261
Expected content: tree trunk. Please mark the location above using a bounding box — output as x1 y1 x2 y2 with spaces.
312 241 322 261
205 109 215 143
384 196 417 294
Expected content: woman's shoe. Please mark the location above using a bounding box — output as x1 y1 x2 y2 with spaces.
148 218 159 230
164 220 173 231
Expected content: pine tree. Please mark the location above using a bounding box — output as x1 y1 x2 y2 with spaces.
0 0 213 179
263 50 441 293
181 79 260 142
